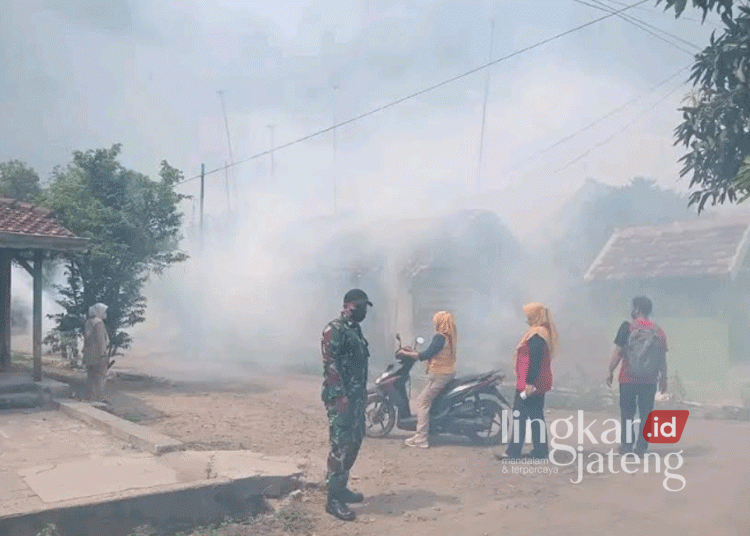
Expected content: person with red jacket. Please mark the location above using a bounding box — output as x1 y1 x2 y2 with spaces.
606 296 668 456
497 303 558 460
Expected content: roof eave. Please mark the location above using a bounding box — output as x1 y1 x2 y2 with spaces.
584 218 750 283
583 232 619 282
585 271 732 282
0 232 90 253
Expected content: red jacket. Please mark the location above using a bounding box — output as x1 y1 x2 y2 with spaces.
515 339 552 394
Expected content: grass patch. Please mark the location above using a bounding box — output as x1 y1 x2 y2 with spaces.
247 505 317 536
12 351 32 366
124 505 317 536
35 524 61 536
120 411 143 423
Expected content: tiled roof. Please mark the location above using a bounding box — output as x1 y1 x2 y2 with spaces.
315 211 517 277
0 198 87 251
0 198 76 238
584 216 750 281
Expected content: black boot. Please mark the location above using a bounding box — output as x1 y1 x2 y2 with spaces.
326 494 356 521
339 488 364 503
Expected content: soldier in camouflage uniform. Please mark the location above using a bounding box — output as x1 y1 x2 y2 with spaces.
321 289 372 521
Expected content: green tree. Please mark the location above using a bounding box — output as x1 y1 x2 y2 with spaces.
0 160 61 293
552 177 692 283
657 0 733 19
41 144 188 354
0 160 41 202
657 0 750 210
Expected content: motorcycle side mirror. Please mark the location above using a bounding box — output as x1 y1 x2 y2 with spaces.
396 333 402 348
416 337 425 345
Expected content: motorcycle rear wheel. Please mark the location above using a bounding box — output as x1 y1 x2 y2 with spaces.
467 397 507 446
365 393 396 438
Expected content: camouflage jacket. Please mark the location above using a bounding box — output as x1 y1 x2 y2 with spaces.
321 315 369 405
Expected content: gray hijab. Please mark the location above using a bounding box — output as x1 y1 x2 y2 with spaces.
88 303 108 320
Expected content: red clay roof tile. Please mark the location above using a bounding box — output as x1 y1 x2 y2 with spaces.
585 216 750 281
0 198 77 239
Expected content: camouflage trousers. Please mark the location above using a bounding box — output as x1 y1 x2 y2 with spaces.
325 394 365 496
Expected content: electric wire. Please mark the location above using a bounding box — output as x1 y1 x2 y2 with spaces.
176 0 650 186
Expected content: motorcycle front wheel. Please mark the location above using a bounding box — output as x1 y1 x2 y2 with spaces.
365 393 396 438
467 397 508 446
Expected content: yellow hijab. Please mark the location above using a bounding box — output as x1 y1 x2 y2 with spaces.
514 303 558 371
433 311 456 341
429 311 456 371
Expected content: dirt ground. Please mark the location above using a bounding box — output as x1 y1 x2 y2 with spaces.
49 354 750 536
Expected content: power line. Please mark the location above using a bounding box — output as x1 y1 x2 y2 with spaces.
176 0 650 187
503 64 690 175
572 0 700 54
591 1 698 53
553 79 688 173
595 0 703 50
606 0 723 26
516 0 699 179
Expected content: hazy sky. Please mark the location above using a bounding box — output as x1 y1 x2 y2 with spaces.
0 0 735 238
7 0 749 372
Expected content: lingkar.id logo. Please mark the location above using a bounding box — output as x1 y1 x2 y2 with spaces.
642 410 689 444
503 410 689 492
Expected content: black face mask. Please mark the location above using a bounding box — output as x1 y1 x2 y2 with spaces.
350 304 367 323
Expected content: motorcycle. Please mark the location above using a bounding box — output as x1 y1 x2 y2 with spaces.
365 334 512 445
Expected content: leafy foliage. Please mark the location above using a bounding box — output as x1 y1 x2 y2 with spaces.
41 144 188 354
0 159 61 294
656 0 734 20
552 177 692 282
0 160 41 202
34 524 60 536
657 0 750 211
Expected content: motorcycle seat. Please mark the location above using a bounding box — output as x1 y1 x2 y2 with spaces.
442 373 487 393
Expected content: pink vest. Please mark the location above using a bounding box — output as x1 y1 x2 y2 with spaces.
515 343 552 394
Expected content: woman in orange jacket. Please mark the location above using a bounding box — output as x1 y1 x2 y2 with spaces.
397 311 457 449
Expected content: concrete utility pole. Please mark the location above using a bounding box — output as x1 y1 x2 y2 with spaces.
331 80 339 214
224 161 231 213
267 124 275 180
217 90 234 210
199 163 205 254
477 18 495 194
195 163 207 362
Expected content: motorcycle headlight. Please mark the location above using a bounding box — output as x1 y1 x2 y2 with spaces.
451 384 473 394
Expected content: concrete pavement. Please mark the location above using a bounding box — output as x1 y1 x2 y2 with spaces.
0 408 304 535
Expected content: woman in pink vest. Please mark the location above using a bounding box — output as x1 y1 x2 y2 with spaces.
498 303 557 460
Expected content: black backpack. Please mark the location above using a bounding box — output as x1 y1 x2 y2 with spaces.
625 323 666 378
